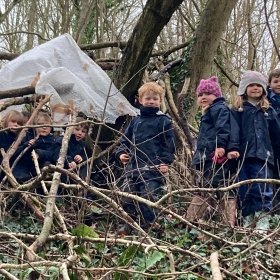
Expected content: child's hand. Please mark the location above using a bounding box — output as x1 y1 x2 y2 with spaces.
68 161 77 169
158 164 169 173
214 148 225 159
120 154 130 164
28 139 35 146
74 155 83 163
227 151 240 159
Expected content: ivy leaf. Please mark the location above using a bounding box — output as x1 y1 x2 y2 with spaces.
114 245 138 280
71 224 99 238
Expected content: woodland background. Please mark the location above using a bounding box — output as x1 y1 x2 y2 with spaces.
0 0 280 279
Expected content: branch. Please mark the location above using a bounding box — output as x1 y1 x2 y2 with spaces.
151 58 182 81
264 0 280 61
210 252 222 280
0 269 19 280
26 113 77 261
31 150 74 255
0 31 48 41
0 86 35 99
0 95 39 112
214 58 239 87
80 41 127 50
0 52 19 60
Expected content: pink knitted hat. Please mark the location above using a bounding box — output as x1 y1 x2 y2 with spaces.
196 76 222 97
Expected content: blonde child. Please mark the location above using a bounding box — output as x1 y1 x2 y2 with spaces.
13 113 55 183
116 82 176 234
231 70 280 231
0 110 23 179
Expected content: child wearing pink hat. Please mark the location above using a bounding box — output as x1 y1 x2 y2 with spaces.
186 76 240 227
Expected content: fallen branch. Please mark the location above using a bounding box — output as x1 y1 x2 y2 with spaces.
26 113 77 261
210 252 222 280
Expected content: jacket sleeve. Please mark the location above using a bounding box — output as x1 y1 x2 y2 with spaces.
115 120 134 160
226 108 241 153
269 109 280 159
159 117 176 164
210 106 231 149
35 143 55 162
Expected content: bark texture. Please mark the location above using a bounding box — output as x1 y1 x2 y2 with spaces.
114 0 184 104
185 0 239 123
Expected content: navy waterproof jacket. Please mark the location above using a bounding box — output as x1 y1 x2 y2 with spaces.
116 106 176 180
230 101 280 165
54 134 87 168
192 97 239 166
267 87 280 117
15 131 56 167
0 131 18 164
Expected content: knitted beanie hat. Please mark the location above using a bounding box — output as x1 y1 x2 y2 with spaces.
237 70 267 96
196 76 222 97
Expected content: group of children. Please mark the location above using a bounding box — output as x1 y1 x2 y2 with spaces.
0 111 90 187
1 70 280 235
186 69 280 233
117 70 280 235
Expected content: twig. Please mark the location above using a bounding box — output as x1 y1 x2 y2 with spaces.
0 269 19 280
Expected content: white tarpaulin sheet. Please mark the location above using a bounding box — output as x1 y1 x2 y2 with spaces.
0 33 137 124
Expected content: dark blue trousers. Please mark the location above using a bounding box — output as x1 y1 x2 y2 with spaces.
238 158 272 217
121 177 162 226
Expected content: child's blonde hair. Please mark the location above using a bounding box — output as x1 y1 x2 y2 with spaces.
2 110 23 130
233 94 270 112
35 113 52 125
138 82 164 99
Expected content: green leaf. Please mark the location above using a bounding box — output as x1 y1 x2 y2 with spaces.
73 244 87 255
145 251 166 270
114 245 138 280
118 245 138 266
81 252 92 267
71 224 99 238
187 274 198 280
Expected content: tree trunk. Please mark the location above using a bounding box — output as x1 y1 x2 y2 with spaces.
114 0 184 104
185 0 239 124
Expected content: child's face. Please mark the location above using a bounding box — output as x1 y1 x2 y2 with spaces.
138 90 161 108
197 92 217 108
269 76 280 95
8 120 21 134
246 83 264 100
36 117 51 136
73 125 87 141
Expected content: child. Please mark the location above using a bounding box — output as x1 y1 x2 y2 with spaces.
13 113 56 183
267 69 280 116
231 70 280 231
186 76 240 227
0 110 23 178
116 82 176 234
54 117 89 182
267 69 280 206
